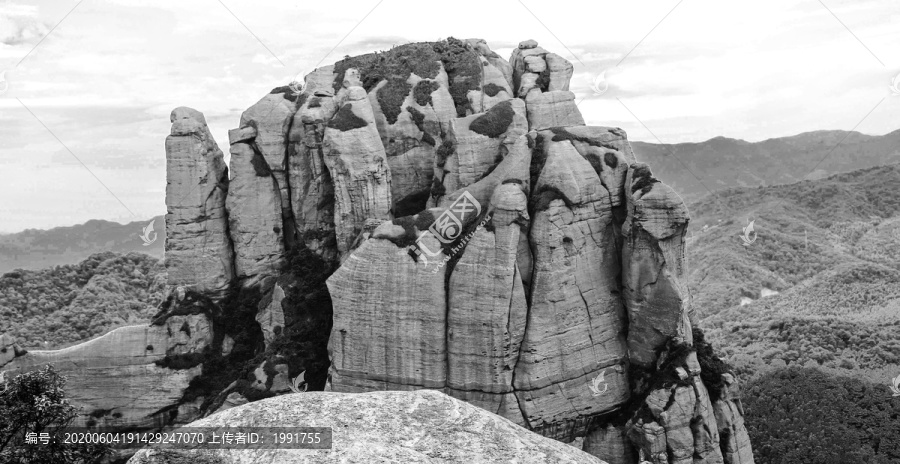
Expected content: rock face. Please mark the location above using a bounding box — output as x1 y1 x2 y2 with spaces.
4 37 754 464
321 39 755 463
127 390 607 464
165 107 233 299
0 321 211 431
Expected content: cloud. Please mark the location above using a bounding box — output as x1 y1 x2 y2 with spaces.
0 2 49 46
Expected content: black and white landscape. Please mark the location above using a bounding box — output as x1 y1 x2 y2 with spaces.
1 1 899 463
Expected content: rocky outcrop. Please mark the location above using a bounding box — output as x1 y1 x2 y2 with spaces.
164 107 233 299
319 39 753 463
621 163 692 368
128 390 607 464
37 36 753 464
226 136 286 283
322 80 392 255
289 67 338 261
0 321 210 431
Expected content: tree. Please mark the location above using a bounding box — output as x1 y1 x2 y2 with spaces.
0 365 108 464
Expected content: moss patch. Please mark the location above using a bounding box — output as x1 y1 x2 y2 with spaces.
393 189 431 218
388 210 437 248
548 127 619 150
250 150 272 177
527 132 547 199
327 104 368 131
482 83 505 97
405 106 435 146
604 152 618 169
630 164 659 195
413 80 441 107
435 140 454 168
378 78 412 125
533 185 575 212
469 100 515 138
331 42 442 94
430 176 446 198
534 67 551 91
269 85 300 103
432 37 482 117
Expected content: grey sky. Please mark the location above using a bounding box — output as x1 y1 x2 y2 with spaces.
0 0 898 232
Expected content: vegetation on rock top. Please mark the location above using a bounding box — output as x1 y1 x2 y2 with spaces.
469 100 514 138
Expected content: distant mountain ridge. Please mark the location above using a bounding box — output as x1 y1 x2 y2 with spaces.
0 215 165 273
632 128 900 201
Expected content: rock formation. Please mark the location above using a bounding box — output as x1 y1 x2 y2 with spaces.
165 107 233 299
0 317 211 431
128 390 606 464
3 37 754 464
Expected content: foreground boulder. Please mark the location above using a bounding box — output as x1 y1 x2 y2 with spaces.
127 390 606 464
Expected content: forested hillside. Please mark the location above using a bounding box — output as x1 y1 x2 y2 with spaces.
684 164 900 385
0 252 165 349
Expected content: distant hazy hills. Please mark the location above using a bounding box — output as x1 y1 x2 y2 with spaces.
0 216 164 273
685 163 900 384
632 129 900 202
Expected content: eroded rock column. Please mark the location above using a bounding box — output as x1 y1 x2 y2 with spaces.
164 107 234 299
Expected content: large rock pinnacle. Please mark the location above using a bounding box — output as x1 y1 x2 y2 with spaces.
124 37 754 464
164 107 234 298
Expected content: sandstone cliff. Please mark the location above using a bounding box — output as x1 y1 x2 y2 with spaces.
4 37 754 464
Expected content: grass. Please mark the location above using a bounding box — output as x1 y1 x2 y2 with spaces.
469 100 514 138
327 104 368 131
